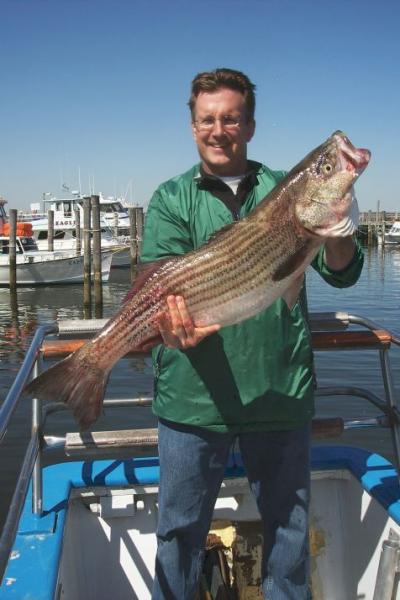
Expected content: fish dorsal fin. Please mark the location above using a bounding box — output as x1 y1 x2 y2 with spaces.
123 258 172 303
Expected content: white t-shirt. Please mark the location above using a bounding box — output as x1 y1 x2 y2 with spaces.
218 175 245 195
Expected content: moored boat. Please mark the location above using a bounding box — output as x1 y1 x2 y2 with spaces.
0 313 400 598
19 193 133 268
0 234 114 286
377 221 400 245
25 192 132 233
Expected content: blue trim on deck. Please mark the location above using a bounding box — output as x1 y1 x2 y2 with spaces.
1 446 399 598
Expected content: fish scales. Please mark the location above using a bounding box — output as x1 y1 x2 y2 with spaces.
24 131 371 428
181 223 308 319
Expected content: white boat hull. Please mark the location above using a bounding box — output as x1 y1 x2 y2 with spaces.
0 251 113 286
35 239 131 268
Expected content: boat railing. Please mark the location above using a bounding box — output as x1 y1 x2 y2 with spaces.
0 312 400 583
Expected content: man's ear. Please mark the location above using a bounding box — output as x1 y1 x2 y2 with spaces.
246 119 256 142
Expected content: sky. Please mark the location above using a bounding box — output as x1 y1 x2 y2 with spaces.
0 0 399 213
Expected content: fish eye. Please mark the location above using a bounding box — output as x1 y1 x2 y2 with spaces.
322 162 333 175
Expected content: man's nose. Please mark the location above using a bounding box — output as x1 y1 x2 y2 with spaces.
210 118 226 135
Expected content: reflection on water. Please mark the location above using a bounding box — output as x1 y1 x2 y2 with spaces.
0 247 399 531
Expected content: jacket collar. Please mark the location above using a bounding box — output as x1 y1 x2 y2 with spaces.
193 160 263 191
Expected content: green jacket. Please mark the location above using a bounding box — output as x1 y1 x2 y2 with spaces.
141 161 364 432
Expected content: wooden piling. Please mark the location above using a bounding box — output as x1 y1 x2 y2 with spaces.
74 208 81 255
129 207 138 283
83 197 92 311
136 206 144 259
9 209 17 291
367 210 373 246
113 212 119 238
91 195 103 309
47 210 54 252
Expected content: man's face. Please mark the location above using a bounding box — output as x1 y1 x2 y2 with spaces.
191 87 255 177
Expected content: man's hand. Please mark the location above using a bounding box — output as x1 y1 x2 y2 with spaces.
324 236 356 271
157 295 220 349
323 193 358 271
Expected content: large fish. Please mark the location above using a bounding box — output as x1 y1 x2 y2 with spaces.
25 131 370 429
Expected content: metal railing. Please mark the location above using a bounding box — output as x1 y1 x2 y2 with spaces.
0 312 399 584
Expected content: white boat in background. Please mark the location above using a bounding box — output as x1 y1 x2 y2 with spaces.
26 192 132 234
33 227 130 269
18 193 134 268
377 221 400 245
0 234 114 286
1 313 400 598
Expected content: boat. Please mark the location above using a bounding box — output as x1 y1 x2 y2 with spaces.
26 192 132 233
18 193 135 268
377 221 400 245
0 233 114 286
0 313 400 598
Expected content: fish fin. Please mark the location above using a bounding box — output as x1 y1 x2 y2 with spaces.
271 244 310 282
123 258 174 303
24 354 110 430
137 334 164 351
282 274 304 310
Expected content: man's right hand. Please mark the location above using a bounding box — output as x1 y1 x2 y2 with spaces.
156 295 220 350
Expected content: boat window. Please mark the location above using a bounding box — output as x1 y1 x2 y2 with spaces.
20 237 38 251
0 240 9 254
102 202 125 213
38 231 48 240
54 230 66 239
64 202 72 217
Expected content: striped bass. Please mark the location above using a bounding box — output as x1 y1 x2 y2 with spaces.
25 131 370 429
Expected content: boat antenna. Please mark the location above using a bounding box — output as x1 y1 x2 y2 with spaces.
78 167 82 196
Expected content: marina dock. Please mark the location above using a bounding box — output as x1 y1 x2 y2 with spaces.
358 210 399 244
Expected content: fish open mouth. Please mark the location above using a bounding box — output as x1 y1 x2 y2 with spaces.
333 131 371 176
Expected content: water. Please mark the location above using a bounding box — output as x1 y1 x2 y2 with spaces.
0 245 399 533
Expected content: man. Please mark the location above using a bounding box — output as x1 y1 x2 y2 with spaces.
141 68 363 599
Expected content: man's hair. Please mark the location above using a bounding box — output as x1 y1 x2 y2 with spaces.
188 68 256 121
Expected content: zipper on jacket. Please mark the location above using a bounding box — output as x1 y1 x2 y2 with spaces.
153 345 166 398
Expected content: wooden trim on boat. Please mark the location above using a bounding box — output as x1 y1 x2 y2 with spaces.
312 329 392 350
41 329 393 358
64 418 344 454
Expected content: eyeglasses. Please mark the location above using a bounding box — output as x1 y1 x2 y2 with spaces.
194 115 242 131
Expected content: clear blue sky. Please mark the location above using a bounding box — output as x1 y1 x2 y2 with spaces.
1 0 399 212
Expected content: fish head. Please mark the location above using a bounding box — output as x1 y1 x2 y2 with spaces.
294 131 370 237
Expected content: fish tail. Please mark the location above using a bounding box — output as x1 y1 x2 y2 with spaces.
24 354 110 429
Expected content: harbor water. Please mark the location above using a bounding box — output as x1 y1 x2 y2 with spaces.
0 244 399 532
